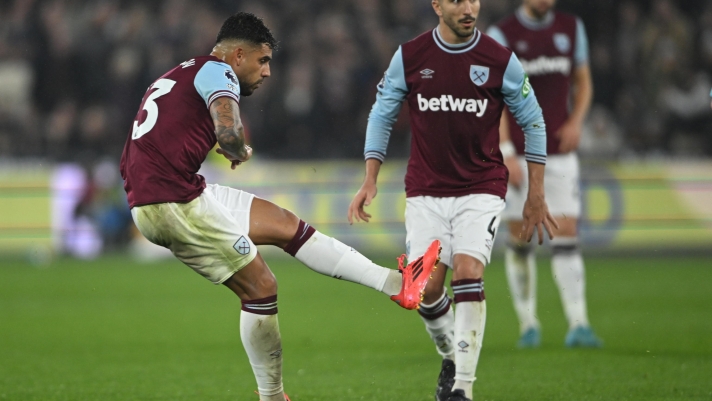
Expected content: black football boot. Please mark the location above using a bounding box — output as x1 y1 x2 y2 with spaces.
435 359 456 401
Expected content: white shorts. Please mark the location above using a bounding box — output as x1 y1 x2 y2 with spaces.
503 153 581 221
405 194 505 268
131 184 258 284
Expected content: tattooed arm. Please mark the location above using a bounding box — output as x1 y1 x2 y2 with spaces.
209 97 252 168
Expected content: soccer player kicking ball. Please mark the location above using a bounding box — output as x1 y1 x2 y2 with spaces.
119 13 440 401
349 1 557 400
488 0 603 349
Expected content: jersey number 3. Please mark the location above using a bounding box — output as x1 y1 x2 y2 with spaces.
132 78 176 140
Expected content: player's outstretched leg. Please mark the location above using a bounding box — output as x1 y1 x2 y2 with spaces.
550 237 602 348
249 197 439 310
448 254 487 401
504 227 541 348
223 254 288 401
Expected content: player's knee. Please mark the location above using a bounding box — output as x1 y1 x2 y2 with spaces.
260 270 278 294
507 221 525 237
507 240 533 258
422 261 448 304
278 208 300 236
452 254 485 280
248 267 278 299
423 279 445 304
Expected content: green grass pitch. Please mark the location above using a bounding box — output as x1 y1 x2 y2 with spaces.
1 254 711 400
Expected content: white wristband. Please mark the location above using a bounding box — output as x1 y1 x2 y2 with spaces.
500 141 516 159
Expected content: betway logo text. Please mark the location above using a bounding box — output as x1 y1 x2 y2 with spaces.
521 56 571 76
417 94 488 117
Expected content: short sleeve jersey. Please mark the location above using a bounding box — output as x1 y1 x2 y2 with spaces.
120 56 241 208
490 10 588 155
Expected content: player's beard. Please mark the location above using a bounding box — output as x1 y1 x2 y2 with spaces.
445 16 477 39
240 79 264 97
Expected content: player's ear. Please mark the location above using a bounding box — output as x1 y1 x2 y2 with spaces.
432 0 443 17
233 46 245 66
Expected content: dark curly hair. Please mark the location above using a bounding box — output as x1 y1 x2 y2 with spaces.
216 12 277 49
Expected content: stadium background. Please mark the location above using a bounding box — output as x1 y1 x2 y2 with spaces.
1 1 711 400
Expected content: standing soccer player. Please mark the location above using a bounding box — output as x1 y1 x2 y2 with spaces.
487 0 603 348
120 13 440 401
348 1 557 400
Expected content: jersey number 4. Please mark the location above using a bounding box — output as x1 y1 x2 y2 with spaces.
132 78 176 140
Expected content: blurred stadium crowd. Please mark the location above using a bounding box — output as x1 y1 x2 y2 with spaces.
1 0 711 257
1 0 711 163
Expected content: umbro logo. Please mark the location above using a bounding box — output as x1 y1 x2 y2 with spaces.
180 59 195 68
420 68 434 79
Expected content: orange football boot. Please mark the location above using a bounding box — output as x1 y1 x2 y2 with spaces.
391 239 441 310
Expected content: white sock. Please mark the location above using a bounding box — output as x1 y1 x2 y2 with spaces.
240 304 284 401
505 243 540 333
294 231 400 295
451 279 487 400
418 290 455 360
551 237 590 329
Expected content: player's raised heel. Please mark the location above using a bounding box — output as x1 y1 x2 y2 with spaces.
565 325 602 348
435 358 456 401
390 240 442 310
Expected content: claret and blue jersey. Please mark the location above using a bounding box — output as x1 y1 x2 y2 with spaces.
120 56 241 208
488 8 589 156
365 27 546 199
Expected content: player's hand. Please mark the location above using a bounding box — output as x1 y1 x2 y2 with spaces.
348 180 377 224
216 146 252 170
521 192 559 245
504 155 524 189
557 119 582 153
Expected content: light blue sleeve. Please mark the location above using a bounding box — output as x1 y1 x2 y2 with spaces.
502 53 547 164
364 47 408 162
574 18 589 66
486 26 509 48
193 60 241 108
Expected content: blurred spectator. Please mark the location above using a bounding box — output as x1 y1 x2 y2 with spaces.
0 0 710 162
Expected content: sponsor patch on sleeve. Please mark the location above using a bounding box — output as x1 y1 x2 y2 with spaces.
522 74 531 98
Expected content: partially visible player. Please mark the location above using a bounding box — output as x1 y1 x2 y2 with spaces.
488 0 602 348
120 13 440 401
348 1 557 400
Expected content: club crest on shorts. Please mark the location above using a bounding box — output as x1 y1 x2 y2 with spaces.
469 65 489 86
233 236 251 255
553 33 571 53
